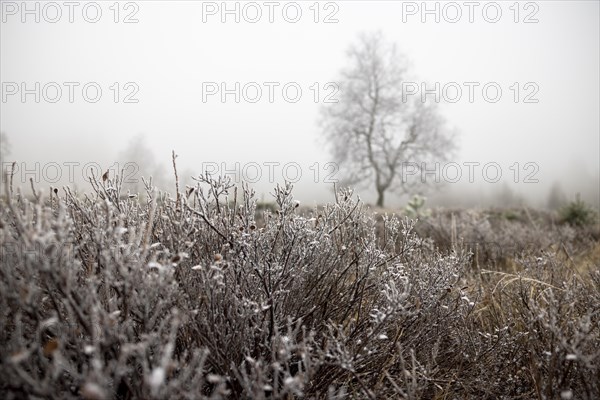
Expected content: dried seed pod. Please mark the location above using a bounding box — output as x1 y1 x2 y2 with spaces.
43 338 59 357
81 382 106 400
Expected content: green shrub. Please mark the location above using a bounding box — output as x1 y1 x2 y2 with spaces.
560 194 598 227
404 194 431 219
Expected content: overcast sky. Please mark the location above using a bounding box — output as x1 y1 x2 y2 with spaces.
1 0 599 207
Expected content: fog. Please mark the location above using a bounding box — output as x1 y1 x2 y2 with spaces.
1 0 599 209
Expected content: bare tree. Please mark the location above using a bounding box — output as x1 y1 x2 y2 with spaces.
117 133 168 194
547 181 567 210
0 132 10 165
0 132 11 185
320 32 456 207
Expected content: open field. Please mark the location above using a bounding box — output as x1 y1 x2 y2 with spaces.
1 174 599 399
3 1 599 399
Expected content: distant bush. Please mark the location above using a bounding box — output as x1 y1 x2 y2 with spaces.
413 206 598 269
403 195 431 219
560 194 598 227
255 201 278 213
0 171 598 399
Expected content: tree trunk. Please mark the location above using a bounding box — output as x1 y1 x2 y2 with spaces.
376 189 384 208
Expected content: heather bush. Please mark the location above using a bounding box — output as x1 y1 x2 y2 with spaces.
0 168 598 399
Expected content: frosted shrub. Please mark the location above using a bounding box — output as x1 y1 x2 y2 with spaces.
0 170 598 399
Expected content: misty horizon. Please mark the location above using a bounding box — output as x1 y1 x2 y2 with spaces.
1 1 599 209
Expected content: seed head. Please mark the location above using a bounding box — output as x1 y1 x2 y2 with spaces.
43 338 59 357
